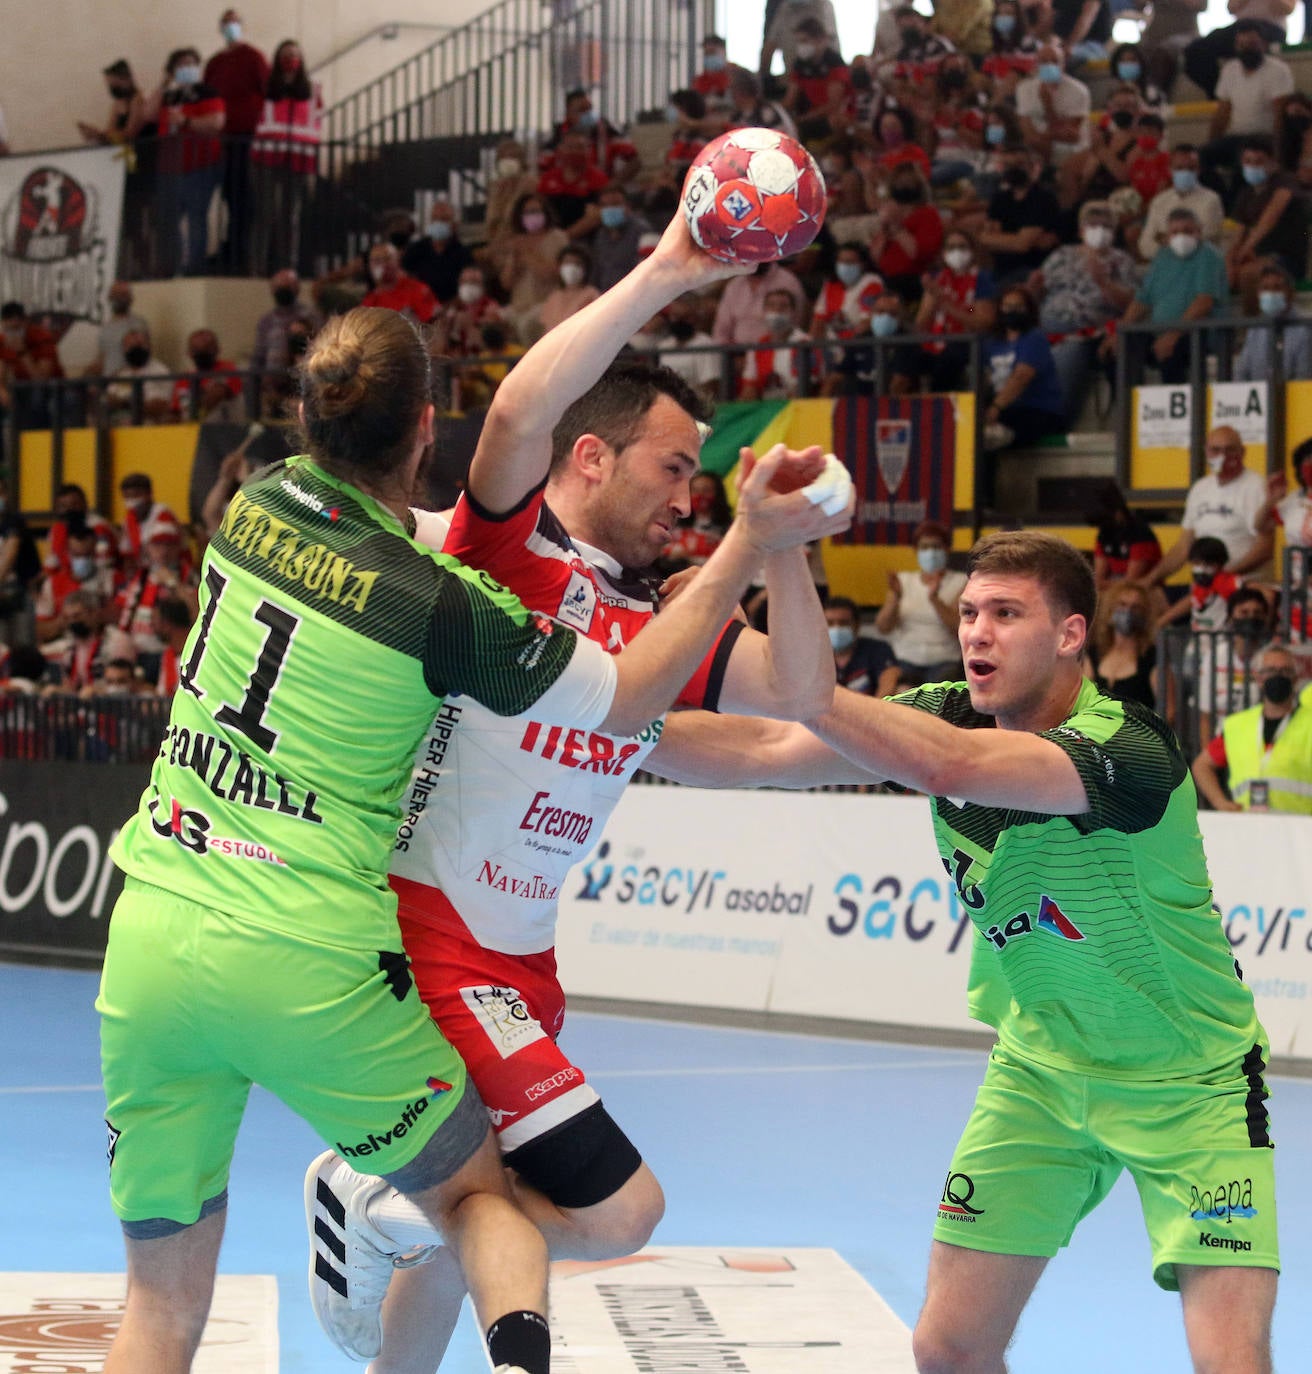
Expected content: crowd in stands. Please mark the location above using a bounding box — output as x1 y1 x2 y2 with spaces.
5 2 1312 802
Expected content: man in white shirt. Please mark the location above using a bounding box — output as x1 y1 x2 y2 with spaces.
1138 144 1225 260
105 329 173 424
1198 19 1294 202
1146 425 1274 586
1183 2 1294 100
1015 40 1092 165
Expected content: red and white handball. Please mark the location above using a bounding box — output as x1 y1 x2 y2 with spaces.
681 127 826 265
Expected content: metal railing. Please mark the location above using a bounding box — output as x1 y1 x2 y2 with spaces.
0 693 169 763
321 0 711 149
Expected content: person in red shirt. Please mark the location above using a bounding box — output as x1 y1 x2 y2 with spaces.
912 227 999 389
1126 113 1171 205
0 302 65 429
543 89 638 182
360 243 439 324
869 165 943 300
143 48 226 276
782 16 854 143
690 33 749 117
203 8 270 270
170 328 244 421
537 132 611 231
250 39 321 275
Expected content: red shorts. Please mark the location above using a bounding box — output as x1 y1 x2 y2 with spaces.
394 878 600 1154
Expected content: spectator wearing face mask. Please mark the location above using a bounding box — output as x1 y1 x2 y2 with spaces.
1103 207 1227 385
542 89 637 181
1090 483 1162 589
484 140 539 244
1184 7 1292 105
1279 93 1312 185
981 1 1040 97
142 47 226 277
924 54 988 189
0 302 65 429
536 246 600 335
812 242 884 345
490 195 570 344
661 470 733 573
1138 144 1224 259
782 17 853 143
1055 82 1142 210
105 329 173 425
971 146 1062 289
1256 439 1312 550
760 0 841 77
724 69 797 140
653 296 721 402
911 229 997 392
982 285 1068 453
402 200 473 305
1085 580 1159 708
712 259 808 347
1147 427 1272 590
435 266 506 358
89 282 148 378
35 522 116 642
251 270 320 377
826 291 919 396
360 242 438 324
824 596 894 696
577 186 648 292
170 328 244 422
203 8 269 271
1029 201 1137 422
692 35 749 116
740 289 816 399
873 522 965 689
1193 641 1312 813
1174 579 1273 746
1015 39 1091 164
45 590 116 691
1226 137 1309 311
1197 20 1294 200
250 40 321 276
869 166 942 303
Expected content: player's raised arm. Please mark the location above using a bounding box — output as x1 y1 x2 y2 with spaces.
469 211 745 516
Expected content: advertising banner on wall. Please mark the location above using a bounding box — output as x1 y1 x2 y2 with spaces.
558 789 1312 1063
0 145 125 360
0 763 142 960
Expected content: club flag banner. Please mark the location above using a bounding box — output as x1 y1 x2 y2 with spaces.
831 395 956 546
0 145 125 344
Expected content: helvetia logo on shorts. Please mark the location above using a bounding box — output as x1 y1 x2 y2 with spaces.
336 1094 432 1159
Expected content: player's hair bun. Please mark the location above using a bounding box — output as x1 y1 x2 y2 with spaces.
306 337 371 418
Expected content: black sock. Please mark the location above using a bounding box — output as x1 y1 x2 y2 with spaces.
486 1309 551 1373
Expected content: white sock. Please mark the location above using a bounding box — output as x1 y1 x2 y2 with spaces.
362 1183 445 1251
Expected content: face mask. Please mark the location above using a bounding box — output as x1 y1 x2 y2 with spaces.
1233 616 1267 642
995 13 1016 33
458 282 483 304
871 313 899 337
1111 110 1134 130
1238 48 1264 70
110 296 130 315
1206 451 1227 474
1192 567 1216 587
560 262 585 286
1172 169 1198 193
1038 62 1062 84
1263 672 1294 704
668 319 695 343
102 682 129 697
942 69 968 90
1287 112 1312 131
287 332 309 357
1137 133 1161 151
124 345 150 368
191 349 217 371
574 110 597 130
828 625 854 652
985 124 1006 146
173 64 201 86
1083 225 1113 250
279 54 301 74
69 620 93 639
890 185 920 205
600 205 627 229
705 53 726 71
999 309 1029 331
1111 606 1144 636
71 557 95 581
222 20 242 42
942 248 971 273
428 220 453 241
273 286 297 306
1169 233 1198 258
388 230 411 249
1259 290 1287 317
496 158 522 177
899 27 920 46
835 261 862 287
764 311 792 332
691 493 715 515
521 212 546 233
917 547 948 574
370 264 389 282
1001 166 1029 190
796 43 816 61
110 83 135 99
1241 164 1268 187
665 104 682 123
1117 61 1141 81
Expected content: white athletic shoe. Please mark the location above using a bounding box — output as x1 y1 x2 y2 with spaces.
304 1150 441 1362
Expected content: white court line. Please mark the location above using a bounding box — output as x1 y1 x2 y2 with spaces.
0 1083 102 1094
588 1056 981 1081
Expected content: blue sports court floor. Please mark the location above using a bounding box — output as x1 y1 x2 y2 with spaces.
3 961 1309 1371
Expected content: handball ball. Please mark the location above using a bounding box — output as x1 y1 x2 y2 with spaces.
682 128 827 265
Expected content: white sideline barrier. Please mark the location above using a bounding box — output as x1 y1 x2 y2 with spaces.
557 790 1311 1063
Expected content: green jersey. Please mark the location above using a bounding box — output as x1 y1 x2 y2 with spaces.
904 677 1263 1077
112 457 611 950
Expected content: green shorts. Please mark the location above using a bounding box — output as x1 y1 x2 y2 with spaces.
933 1042 1279 1291
97 879 473 1226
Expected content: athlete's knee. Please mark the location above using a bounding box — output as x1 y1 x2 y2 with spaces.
912 1316 995 1374
569 1167 665 1259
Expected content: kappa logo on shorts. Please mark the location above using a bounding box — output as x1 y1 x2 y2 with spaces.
461 984 548 1059
486 1107 520 1127
937 1172 985 1223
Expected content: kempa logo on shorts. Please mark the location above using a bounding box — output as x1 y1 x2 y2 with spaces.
336 1094 432 1159
1199 1234 1252 1252
461 984 548 1059
937 1172 984 1223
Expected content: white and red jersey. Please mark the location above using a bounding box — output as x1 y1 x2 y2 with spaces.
390 486 741 956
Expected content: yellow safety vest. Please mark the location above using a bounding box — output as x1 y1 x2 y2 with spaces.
1221 701 1312 815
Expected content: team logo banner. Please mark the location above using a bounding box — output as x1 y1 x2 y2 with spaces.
831 396 956 546
0 146 125 339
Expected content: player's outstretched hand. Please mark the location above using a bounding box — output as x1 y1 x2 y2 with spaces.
735 443 854 553
645 189 754 289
